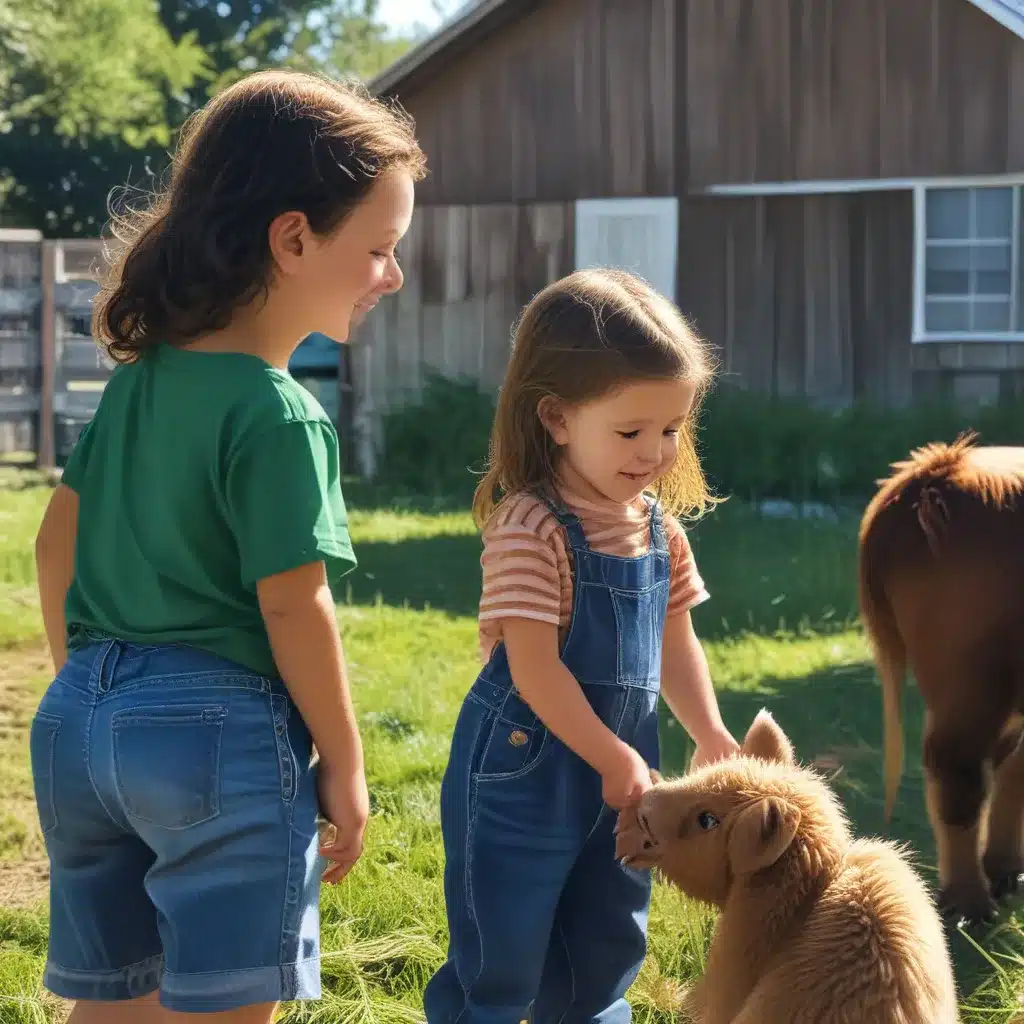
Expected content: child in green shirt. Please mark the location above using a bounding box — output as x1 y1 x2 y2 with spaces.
29 68 424 1023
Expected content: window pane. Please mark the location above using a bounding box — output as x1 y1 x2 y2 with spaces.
926 189 970 240
925 244 970 294
1017 186 1024 330
926 299 970 331
975 187 1013 239
973 243 1012 294
972 299 1011 331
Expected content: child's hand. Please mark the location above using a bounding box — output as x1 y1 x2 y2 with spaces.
316 759 370 884
689 727 741 771
600 742 654 810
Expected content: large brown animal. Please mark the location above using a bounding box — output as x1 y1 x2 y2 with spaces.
859 434 1024 924
615 710 959 1024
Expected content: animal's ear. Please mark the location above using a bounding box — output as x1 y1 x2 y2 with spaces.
727 797 800 876
649 768 664 784
741 709 795 766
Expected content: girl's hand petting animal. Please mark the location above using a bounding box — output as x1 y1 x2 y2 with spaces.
601 741 655 810
317 760 371 884
690 726 741 771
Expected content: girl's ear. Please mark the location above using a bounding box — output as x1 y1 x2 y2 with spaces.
537 396 570 446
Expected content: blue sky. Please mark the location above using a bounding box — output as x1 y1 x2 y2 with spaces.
377 0 454 35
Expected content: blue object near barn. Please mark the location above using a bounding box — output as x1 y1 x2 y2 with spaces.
288 331 341 424
289 331 354 473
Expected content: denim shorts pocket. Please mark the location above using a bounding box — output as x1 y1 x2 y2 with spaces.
112 705 227 830
474 692 551 782
29 711 62 836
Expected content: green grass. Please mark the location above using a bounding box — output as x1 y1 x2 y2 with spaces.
2 483 1024 1021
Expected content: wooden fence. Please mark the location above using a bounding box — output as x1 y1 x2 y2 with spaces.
0 231 108 467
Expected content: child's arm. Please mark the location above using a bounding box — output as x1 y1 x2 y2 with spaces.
228 418 365 882
258 559 366 883
660 610 739 767
503 618 652 809
258 559 362 768
35 483 78 674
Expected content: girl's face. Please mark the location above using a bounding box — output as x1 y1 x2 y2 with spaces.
539 378 696 505
272 167 416 343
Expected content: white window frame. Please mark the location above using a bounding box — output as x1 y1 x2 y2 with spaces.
913 175 1024 343
574 197 679 302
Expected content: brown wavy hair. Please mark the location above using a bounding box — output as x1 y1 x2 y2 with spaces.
93 69 427 363
472 268 720 527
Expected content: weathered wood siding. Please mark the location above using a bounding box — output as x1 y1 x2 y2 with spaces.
351 202 574 474
678 192 915 406
686 0 1024 187
389 0 1024 198
393 0 679 204
679 189 1024 406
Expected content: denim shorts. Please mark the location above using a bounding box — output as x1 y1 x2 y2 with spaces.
29 639 325 1013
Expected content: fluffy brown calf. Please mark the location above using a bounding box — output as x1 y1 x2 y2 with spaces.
615 711 958 1024
859 435 1024 924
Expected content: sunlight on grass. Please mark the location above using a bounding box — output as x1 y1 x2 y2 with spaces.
0 481 1023 1022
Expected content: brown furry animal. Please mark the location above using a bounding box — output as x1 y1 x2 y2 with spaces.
859 434 1024 924
615 710 958 1024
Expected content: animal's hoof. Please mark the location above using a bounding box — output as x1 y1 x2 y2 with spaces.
991 872 1021 899
983 855 1024 899
938 884 999 926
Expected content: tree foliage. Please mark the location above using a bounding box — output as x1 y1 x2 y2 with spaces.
0 0 447 235
0 0 207 145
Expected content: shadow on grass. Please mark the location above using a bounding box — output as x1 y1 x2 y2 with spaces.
659 658 1024 1006
340 504 863 641
337 534 483 617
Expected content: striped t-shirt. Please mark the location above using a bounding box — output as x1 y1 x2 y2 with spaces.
478 487 710 662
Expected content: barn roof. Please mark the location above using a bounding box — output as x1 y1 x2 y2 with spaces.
969 0 1024 38
370 0 1024 98
369 0 535 96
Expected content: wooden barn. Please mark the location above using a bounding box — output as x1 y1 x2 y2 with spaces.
352 0 1024 474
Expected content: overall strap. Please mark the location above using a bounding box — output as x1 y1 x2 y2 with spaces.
645 493 669 554
534 487 590 551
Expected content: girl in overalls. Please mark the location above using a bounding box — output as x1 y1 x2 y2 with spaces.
424 268 740 1024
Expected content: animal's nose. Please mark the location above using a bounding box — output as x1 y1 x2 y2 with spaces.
638 811 656 849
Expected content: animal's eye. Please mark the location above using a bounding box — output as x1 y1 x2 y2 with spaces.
697 811 719 831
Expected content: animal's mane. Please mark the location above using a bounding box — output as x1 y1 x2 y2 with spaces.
860 432 1024 543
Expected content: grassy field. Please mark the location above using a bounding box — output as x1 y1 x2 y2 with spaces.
1 479 1024 1022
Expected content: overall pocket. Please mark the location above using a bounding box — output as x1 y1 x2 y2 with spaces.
112 705 227 829
29 711 62 836
474 691 552 782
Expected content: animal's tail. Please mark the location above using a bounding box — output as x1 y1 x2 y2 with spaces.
858 548 907 825
858 433 978 823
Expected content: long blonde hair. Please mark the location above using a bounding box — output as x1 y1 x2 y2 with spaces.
472 268 720 527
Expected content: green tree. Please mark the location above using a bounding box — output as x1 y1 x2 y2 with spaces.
0 0 445 235
0 0 207 145
0 0 207 234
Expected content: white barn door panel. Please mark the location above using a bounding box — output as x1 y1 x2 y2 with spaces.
573 197 679 302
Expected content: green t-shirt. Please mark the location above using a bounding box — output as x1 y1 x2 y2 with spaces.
61 344 356 677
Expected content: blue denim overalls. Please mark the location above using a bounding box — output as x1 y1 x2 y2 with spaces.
424 491 670 1024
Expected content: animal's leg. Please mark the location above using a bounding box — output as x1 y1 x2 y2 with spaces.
923 715 998 923
982 721 1024 899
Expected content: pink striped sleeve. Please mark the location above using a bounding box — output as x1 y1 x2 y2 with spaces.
664 515 710 618
478 495 563 628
